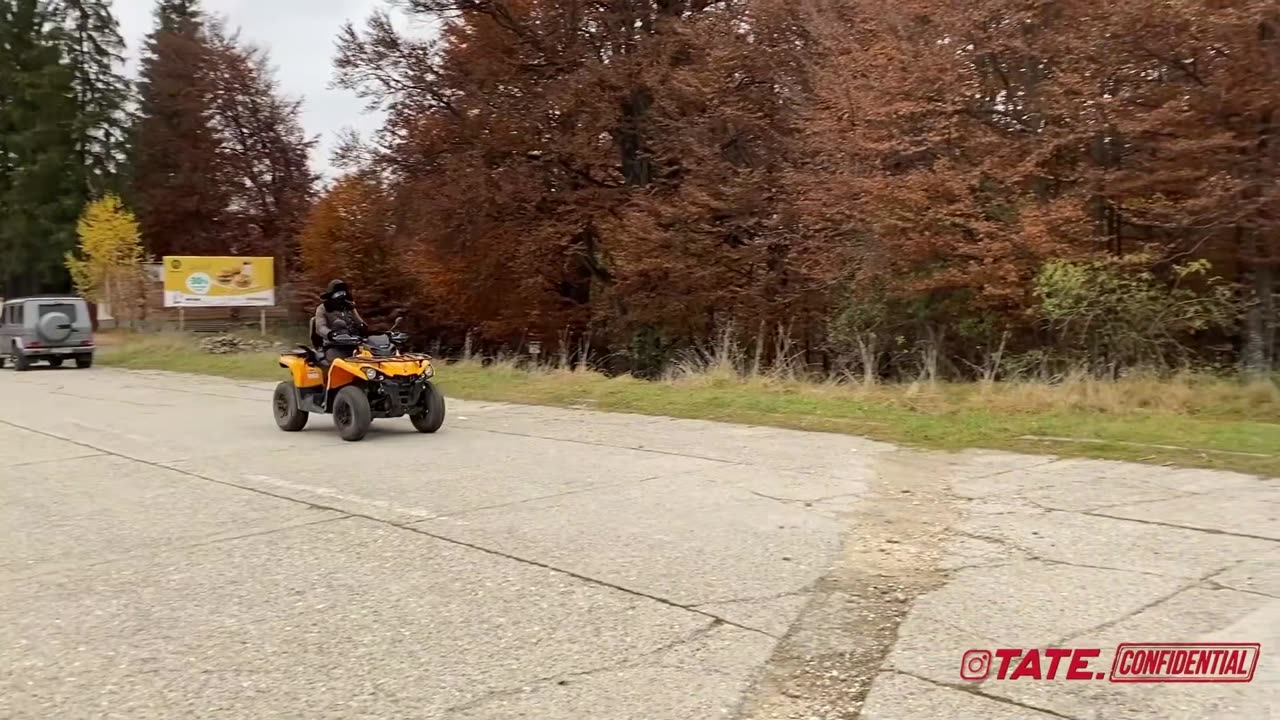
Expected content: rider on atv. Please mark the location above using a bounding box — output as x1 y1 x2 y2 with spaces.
314 279 368 364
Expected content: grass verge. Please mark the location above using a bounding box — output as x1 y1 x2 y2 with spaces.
99 332 1280 476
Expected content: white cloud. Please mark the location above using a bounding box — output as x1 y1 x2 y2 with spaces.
115 0 390 177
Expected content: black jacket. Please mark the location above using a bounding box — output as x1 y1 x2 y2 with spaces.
314 303 366 340
314 279 366 340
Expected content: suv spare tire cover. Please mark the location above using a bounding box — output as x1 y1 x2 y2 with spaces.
37 311 73 343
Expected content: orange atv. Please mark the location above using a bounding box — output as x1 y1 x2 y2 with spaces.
273 317 445 441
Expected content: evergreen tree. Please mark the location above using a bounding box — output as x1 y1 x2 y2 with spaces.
0 0 82 296
128 0 228 257
59 0 132 196
154 0 200 33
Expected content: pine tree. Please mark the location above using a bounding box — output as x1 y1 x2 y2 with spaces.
59 0 132 196
154 0 199 33
0 0 82 296
128 0 228 258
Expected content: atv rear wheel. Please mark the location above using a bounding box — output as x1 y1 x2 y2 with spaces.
273 381 309 432
47 357 64 368
410 382 446 434
75 354 93 369
334 385 372 441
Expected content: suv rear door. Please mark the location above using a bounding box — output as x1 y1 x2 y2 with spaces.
29 299 92 349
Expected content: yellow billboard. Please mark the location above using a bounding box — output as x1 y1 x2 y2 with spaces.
163 256 275 307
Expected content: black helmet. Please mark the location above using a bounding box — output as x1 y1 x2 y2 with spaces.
322 279 350 301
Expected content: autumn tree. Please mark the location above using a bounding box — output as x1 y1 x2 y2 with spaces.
298 174 417 329
65 193 147 324
334 0 813 370
799 3 1076 299
203 21 317 275
795 0 1275 377
1051 1 1280 374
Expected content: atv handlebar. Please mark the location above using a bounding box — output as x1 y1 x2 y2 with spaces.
326 332 364 346
325 329 411 353
325 315 408 350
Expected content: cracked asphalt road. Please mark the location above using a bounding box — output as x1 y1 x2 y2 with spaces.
2 368 1277 719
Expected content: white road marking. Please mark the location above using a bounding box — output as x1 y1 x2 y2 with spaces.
243 474 438 519
65 419 149 443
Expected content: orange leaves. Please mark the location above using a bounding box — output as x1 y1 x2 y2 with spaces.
793 0 1280 327
316 0 1277 372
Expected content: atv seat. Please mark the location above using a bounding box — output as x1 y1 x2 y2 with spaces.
289 345 320 365
305 317 330 368
309 317 323 350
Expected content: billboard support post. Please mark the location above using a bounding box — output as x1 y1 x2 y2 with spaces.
260 308 266 335
178 307 185 332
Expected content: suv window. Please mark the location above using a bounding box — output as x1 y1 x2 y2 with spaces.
38 302 78 322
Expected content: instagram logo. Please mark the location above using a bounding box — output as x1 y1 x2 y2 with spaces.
961 649 992 681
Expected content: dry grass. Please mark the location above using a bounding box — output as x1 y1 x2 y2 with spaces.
656 350 1280 421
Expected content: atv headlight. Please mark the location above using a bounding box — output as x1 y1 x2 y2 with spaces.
363 367 380 381
421 365 434 379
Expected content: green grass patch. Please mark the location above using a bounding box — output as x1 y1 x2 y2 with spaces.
99 332 1280 476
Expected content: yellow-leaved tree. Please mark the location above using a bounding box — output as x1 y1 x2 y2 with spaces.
65 195 148 327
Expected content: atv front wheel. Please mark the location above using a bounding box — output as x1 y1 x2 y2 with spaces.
334 385 372 441
273 381 309 432
410 382 446 434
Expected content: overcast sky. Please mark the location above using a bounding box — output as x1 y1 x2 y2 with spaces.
116 0 392 178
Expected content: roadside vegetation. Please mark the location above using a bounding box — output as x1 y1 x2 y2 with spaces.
99 332 1280 477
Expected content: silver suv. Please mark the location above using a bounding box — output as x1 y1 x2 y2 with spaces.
0 295 95 371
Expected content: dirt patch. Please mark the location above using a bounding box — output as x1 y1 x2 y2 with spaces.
737 450 961 719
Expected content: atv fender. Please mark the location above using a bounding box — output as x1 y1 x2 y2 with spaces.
324 359 367 411
279 354 324 389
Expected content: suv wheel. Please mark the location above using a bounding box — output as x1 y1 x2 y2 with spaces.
13 348 30 372
75 354 93 369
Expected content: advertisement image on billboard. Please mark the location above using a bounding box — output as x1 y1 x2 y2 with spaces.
163 256 275 307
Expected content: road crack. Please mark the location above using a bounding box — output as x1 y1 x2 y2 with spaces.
1052 572 1223 646
950 529 1193 581
889 669 1082 720
1082 509 1280 543
444 619 724 715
